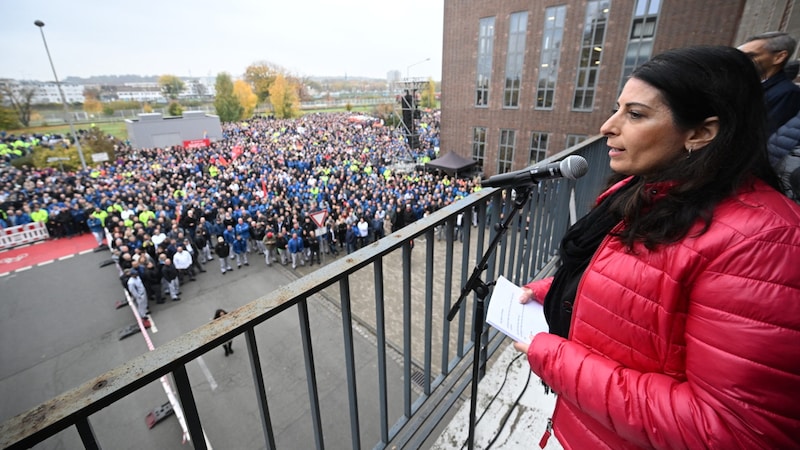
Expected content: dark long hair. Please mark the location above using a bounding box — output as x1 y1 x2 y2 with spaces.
609 45 781 249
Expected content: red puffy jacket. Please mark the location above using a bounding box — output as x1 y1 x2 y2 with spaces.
525 177 800 449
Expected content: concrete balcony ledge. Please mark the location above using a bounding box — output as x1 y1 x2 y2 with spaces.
434 340 563 450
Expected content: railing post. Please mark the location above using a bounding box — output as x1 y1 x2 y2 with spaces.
245 327 277 450
298 298 325 450
172 364 207 450
402 241 413 418
373 258 390 444
338 277 362 450
75 417 99 450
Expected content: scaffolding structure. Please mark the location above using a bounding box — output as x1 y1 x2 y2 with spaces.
394 78 427 161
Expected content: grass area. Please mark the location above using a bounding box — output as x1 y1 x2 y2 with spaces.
6 121 129 140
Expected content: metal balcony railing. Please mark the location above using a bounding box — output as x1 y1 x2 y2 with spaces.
0 136 612 450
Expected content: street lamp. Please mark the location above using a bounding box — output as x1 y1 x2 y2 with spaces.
34 20 87 171
406 57 431 79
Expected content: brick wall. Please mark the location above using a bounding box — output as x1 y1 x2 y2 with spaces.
441 0 747 176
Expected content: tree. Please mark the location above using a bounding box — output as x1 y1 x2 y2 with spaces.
167 101 184 116
233 80 258 118
420 78 437 109
83 86 101 100
83 126 116 161
0 105 20 130
0 92 21 130
82 87 103 115
158 74 185 100
214 72 244 122
0 84 36 127
372 103 398 127
195 83 207 97
83 97 103 115
244 61 283 103
268 74 299 119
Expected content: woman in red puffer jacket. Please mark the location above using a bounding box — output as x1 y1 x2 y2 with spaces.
515 46 800 450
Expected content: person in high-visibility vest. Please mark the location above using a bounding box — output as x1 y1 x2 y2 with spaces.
90 207 108 227
30 204 49 224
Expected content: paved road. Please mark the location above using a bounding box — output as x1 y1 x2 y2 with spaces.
0 247 407 449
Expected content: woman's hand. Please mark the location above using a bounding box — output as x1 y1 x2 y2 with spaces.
519 286 535 304
513 339 531 354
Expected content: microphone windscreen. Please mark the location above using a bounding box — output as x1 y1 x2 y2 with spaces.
561 155 589 180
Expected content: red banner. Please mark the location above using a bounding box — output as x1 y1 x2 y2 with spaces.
231 145 243 160
183 139 210 149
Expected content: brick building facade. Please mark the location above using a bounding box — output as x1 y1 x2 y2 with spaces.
440 0 797 176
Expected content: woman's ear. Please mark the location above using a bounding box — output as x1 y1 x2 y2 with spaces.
686 116 719 151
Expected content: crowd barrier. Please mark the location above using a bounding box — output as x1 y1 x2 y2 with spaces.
0 222 50 250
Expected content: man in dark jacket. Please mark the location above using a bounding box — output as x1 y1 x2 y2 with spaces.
345 224 357 254
214 236 233 274
275 232 289 265
739 31 800 135
161 258 180 301
142 261 164 304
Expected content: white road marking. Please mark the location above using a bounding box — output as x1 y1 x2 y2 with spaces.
58 255 74 261
16 266 31 272
196 356 218 391
38 260 54 266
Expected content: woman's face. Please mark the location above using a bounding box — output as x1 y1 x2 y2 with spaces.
600 78 691 177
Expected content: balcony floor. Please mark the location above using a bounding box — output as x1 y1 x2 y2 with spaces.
433 342 563 449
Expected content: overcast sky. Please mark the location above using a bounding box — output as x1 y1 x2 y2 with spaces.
0 0 444 82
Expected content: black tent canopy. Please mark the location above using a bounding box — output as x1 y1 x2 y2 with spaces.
425 151 478 177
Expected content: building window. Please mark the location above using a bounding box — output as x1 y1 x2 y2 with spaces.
565 134 588 148
620 0 661 91
498 129 516 173
476 17 495 107
535 5 567 109
504 11 528 108
472 127 487 167
529 132 549 164
573 1 610 111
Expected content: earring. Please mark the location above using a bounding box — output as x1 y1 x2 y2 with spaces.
686 146 694 158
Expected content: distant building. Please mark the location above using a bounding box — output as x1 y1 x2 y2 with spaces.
180 78 216 99
33 82 85 104
117 86 165 103
440 0 800 176
0 79 85 105
386 70 402 83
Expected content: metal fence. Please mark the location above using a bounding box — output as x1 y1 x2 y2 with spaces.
0 137 611 449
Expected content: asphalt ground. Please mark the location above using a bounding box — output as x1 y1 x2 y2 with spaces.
0 241 407 449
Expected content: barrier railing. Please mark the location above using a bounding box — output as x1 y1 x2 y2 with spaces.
0 137 612 449
0 221 50 251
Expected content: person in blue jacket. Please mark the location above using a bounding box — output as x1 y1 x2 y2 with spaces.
234 217 251 253
87 214 105 247
232 233 249 268
287 232 305 269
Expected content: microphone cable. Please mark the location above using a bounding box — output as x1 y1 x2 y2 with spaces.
459 352 533 450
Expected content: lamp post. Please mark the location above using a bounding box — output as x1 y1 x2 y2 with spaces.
34 20 87 171
406 57 430 79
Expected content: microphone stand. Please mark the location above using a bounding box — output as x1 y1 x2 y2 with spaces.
447 185 532 450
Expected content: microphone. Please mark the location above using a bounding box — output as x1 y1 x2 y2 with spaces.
481 155 589 188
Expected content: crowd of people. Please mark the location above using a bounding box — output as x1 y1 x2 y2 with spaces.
0 110 483 318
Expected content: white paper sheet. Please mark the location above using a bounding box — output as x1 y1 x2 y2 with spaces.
486 276 550 343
